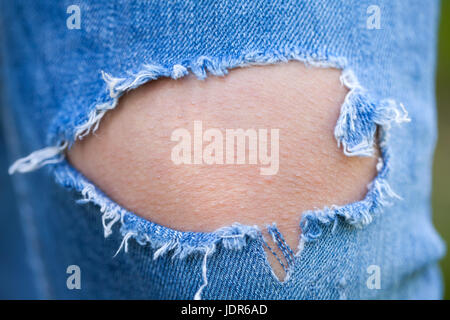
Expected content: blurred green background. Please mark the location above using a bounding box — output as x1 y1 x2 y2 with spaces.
434 0 450 300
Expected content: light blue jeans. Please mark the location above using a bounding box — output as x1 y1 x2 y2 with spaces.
0 0 445 299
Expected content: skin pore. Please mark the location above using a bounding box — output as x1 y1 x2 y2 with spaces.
67 62 378 279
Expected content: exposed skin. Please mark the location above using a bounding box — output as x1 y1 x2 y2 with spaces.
67 62 378 280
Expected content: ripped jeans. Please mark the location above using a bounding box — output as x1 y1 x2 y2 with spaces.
0 0 445 299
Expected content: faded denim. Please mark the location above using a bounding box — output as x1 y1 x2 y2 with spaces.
0 0 445 299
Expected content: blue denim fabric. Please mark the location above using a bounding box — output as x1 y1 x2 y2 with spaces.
0 0 445 299
0 114 37 299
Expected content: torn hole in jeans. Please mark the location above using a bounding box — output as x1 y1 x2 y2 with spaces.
9 53 410 298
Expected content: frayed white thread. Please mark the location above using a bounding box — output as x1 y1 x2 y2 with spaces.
371 178 403 202
113 231 136 257
73 67 165 140
172 64 188 79
376 157 384 172
380 101 411 127
342 140 375 157
78 184 121 237
75 101 118 139
295 238 306 257
153 240 178 260
72 70 126 139
194 245 215 300
395 103 411 123
102 211 121 238
340 69 363 91
8 142 68 175
331 218 339 233
101 71 126 99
